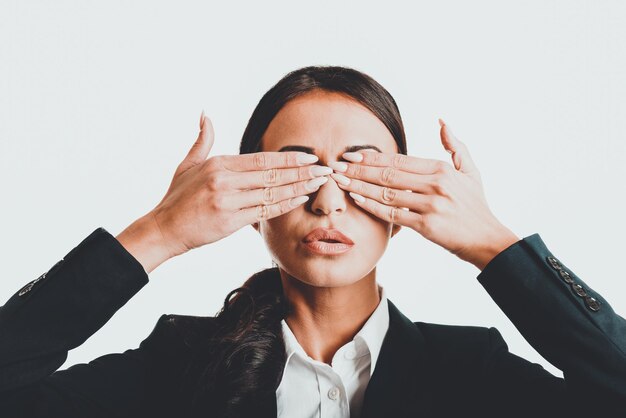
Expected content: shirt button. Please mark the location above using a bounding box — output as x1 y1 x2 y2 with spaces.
344 349 357 360
328 387 340 401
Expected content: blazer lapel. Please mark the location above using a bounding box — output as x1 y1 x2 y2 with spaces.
267 299 431 418
361 299 432 417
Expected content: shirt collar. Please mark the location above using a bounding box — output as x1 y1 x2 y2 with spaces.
281 284 389 377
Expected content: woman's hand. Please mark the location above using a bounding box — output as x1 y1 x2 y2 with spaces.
117 112 331 273
328 119 520 270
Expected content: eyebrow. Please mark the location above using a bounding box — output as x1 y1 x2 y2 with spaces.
277 144 383 154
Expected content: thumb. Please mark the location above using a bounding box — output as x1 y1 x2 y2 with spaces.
438 118 478 175
181 111 215 170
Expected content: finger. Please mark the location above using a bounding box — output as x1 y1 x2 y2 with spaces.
330 174 432 213
340 151 443 175
438 119 478 174
228 164 333 190
182 112 215 169
227 176 329 210
328 161 444 192
220 151 319 172
235 195 310 228
347 191 422 229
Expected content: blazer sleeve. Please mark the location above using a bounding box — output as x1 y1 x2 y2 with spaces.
0 227 177 417
476 233 626 414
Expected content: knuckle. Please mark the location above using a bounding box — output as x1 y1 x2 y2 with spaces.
208 194 226 211
389 206 398 223
381 167 396 184
263 168 279 185
420 217 434 235
428 196 445 212
206 156 221 170
381 187 396 203
352 163 363 178
287 153 298 167
207 174 224 191
371 152 384 165
299 167 309 181
279 199 292 215
262 187 275 204
411 215 424 231
255 204 270 221
424 197 437 212
393 154 408 168
352 180 365 194
291 182 300 197
254 153 268 169
432 177 449 196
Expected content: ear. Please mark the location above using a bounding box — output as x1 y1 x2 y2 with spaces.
391 223 402 238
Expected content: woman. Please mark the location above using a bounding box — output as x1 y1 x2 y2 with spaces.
0 66 624 418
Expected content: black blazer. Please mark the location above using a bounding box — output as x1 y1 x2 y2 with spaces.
0 227 624 417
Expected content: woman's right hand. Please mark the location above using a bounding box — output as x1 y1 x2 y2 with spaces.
145 113 331 261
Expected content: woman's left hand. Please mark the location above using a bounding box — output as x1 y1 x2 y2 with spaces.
329 119 520 270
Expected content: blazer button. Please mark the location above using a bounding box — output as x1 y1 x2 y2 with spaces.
18 282 35 296
571 283 587 297
546 256 562 270
558 270 574 284
18 271 48 297
584 296 601 312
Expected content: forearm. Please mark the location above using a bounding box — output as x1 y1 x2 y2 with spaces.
467 225 521 272
0 228 149 391
477 233 626 400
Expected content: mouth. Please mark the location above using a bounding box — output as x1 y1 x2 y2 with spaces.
302 227 355 255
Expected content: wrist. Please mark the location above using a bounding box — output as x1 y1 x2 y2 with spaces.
115 213 177 274
469 225 520 272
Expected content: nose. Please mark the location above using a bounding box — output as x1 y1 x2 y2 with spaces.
309 174 347 216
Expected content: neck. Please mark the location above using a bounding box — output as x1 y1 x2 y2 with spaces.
279 267 381 365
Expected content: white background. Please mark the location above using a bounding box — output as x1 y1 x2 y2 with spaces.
1 0 625 379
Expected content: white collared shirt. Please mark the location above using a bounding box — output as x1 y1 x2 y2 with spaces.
276 286 389 418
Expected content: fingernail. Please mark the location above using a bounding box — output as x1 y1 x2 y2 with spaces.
349 192 365 203
297 154 319 165
310 165 333 176
290 195 309 207
438 118 445 128
305 176 329 191
342 152 363 162
327 161 348 172
200 110 206 129
330 172 350 186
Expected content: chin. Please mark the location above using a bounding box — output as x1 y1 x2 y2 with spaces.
278 259 374 289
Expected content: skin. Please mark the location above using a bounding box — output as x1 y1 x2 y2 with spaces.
117 90 520 366
251 90 403 363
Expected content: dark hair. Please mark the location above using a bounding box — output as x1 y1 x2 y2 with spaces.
239 66 407 155
191 65 407 417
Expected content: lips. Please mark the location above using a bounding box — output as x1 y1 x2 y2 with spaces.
302 227 354 245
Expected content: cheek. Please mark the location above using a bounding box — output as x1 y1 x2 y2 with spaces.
258 211 300 253
357 218 392 256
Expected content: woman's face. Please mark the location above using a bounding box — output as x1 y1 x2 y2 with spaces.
252 89 402 288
